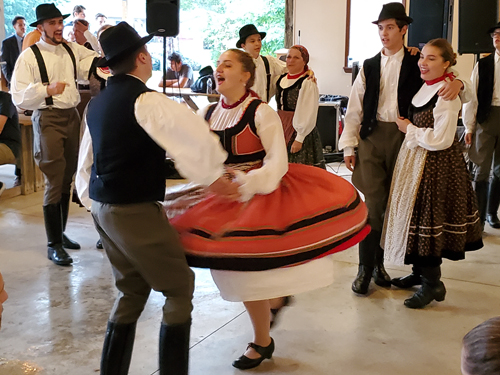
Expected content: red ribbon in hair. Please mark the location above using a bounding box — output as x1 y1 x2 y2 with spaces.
425 71 456 86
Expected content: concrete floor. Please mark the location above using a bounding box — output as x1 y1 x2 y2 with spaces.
0 163 499 375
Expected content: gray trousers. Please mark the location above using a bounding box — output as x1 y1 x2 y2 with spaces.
469 106 500 181
91 201 194 325
352 121 405 232
32 108 80 205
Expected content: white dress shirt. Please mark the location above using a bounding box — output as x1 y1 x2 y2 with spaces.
462 51 500 134
277 73 320 142
77 75 227 209
198 95 288 202
11 39 98 110
252 55 287 102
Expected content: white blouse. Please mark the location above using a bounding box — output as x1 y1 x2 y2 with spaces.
198 95 288 202
405 80 462 151
277 73 319 143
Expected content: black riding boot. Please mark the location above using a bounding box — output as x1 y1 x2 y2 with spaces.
372 234 391 287
100 321 137 375
43 203 72 266
475 180 489 230
61 193 81 249
486 176 500 228
159 319 191 375
352 232 376 295
391 266 422 288
404 266 446 309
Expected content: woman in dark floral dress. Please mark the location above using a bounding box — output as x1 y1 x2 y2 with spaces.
276 45 325 168
382 38 483 309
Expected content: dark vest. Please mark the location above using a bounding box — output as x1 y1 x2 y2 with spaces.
477 53 495 124
276 74 308 111
360 48 422 139
87 74 167 204
205 99 266 164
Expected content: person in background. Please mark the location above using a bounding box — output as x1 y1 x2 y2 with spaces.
462 316 500 375
77 22 239 375
382 38 482 309
11 3 99 267
338 2 469 296
1 16 26 86
95 13 107 30
463 21 500 230
237 24 286 103
276 45 324 168
0 271 7 330
158 52 194 88
0 91 21 195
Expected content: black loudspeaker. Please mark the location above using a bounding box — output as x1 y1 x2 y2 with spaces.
408 0 453 49
146 0 179 37
458 0 497 54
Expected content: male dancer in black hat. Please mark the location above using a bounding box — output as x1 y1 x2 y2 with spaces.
11 3 99 266
463 22 500 230
339 2 469 295
77 22 239 374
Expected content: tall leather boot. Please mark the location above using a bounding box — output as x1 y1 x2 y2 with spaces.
404 266 446 309
475 180 489 230
61 193 81 249
43 204 73 266
352 232 375 295
100 321 137 375
391 266 422 289
159 319 191 375
372 233 391 287
486 176 500 228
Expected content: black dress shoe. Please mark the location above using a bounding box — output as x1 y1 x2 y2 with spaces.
48 245 73 266
270 296 292 329
391 273 421 289
486 213 500 228
232 338 275 370
372 264 392 287
352 265 373 295
404 282 446 309
96 239 103 249
62 234 81 250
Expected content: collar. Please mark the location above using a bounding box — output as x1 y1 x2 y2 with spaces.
126 73 146 84
221 91 250 109
15 34 23 42
425 71 455 86
37 38 58 52
495 51 500 64
287 70 307 79
381 46 405 63
412 80 446 107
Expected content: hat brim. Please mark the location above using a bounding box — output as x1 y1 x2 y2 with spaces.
372 16 413 25
29 14 70 28
487 25 500 34
236 32 266 48
98 33 155 67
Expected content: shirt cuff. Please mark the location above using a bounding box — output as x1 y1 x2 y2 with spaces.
295 134 305 143
405 124 418 149
343 147 355 157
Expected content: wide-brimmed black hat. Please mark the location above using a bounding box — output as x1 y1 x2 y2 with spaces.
372 2 413 25
236 24 266 48
30 3 70 27
487 22 500 34
97 22 155 67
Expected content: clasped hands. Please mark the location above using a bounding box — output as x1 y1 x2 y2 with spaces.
208 167 242 201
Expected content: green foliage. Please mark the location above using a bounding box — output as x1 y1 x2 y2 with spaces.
202 0 285 65
180 0 226 13
3 0 70 36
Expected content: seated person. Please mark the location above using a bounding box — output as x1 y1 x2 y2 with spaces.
158 52 194 88
0 91 21 195
462 316 500 375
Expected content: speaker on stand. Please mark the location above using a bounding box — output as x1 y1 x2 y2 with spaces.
408 0 453 49
146 0 180 93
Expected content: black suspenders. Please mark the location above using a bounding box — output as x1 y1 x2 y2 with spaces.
30 43 77 107
261 55 271 103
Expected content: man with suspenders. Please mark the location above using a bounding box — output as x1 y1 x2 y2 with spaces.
11 3 98 266
237 24 287 103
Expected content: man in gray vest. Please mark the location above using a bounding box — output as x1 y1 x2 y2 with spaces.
11 3 98 266
339 2 467 296
77 22 239 374
463 22 500 230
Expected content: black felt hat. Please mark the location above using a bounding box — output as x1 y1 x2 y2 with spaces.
487 22 500 34
98 22 155 67
372 2 413 25
30 3 70 27
236 24 266 48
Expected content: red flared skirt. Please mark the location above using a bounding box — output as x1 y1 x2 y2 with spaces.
171 163 370 271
